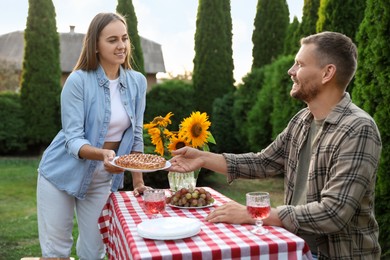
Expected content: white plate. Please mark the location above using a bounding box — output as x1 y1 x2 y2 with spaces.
168 202 216 209
137 217 201 240
109 156 171 172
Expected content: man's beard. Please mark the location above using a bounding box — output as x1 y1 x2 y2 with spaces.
290 82 319 103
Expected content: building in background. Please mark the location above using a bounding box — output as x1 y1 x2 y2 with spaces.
0 26 165 91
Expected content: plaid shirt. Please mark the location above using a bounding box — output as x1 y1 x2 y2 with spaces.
224 93 381 259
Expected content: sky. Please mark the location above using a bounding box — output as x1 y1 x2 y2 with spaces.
0 0 303 84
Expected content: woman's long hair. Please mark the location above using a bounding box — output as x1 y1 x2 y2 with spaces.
73 12 132 71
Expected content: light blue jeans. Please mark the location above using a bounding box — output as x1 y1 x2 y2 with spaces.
37 162 111 260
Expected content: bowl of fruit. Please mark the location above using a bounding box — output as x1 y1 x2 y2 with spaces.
167 187 215 209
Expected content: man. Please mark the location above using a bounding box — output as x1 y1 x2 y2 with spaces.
169 32 381 259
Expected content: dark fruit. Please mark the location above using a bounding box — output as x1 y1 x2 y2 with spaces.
168 188 214 207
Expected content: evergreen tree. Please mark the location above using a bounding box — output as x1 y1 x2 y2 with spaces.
116 0 145 74
317 0 366 94
192 0 235 116
252 0 289 69
353 0 390 255
232 69 264 152
317 0 366 39
212 92 241 153
269 55 304 137
246 66 273 151
21 0 61 152
298 0 320 37
284 17 301 55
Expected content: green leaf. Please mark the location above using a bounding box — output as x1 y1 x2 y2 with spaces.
207 132 216 144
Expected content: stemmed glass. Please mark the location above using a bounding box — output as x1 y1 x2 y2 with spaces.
144 189 166 218
246 192 271 235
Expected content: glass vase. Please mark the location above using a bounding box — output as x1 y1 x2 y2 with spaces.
167 171 197 192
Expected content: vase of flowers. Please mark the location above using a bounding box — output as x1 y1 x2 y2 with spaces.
167 171 196 191
144 111 216 191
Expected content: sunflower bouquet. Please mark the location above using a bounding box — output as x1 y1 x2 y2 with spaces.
144 111 216 157
144 111 216 191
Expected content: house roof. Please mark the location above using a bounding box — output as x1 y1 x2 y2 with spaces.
0 29 165 74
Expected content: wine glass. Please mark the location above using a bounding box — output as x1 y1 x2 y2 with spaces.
144 189 166 218
246 192 271 235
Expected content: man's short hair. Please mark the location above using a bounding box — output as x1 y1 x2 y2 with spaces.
301 31 358 88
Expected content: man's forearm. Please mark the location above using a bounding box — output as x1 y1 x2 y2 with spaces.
202 152 228 175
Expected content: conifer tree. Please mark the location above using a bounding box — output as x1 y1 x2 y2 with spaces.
317 0 366 39
298 0 320 37
117 0 145 74
192 0 235 116
252 0 289 69
233 68 267 152
353 0 390 254
20 0 61 152
316 0 366 94
284 17 301 55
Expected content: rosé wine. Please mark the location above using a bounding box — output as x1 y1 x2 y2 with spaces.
246 192 270 234
144 200 166 214
247 205 271 219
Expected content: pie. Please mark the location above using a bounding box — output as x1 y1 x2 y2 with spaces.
115 154 166 170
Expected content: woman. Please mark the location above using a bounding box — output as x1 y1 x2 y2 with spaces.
37 13 148 259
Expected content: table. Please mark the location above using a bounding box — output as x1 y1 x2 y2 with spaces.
98 187 312 260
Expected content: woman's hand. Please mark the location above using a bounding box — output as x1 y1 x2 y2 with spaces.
133 182 151 197
206 201 255 225
103 150 123 174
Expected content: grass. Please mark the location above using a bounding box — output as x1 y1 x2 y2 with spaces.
203 172 284 207
0 158 41 259
0 157 284 259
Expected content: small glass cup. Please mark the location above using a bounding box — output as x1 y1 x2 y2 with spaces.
144 189 166 218
246 192 271 235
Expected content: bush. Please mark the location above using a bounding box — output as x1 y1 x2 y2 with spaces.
246 66 274 151
269 55 304 137
212 92 241 153
144 79 195 129
232 68 265 152
0 92 27 154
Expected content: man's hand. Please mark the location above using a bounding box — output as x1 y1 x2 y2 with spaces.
169 147 204 172
206 201 284 228
206 201 255 224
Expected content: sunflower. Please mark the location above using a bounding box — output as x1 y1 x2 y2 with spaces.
167 134 190 153
144 112 174 129
179 111 211 148
147 127 165 156
144 111 215 158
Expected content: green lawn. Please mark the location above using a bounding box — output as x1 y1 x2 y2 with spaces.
0 157 284 259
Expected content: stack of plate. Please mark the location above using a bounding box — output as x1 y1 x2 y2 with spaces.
137 217 201 240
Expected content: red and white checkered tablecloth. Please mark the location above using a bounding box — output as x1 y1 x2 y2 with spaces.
98 187 312 260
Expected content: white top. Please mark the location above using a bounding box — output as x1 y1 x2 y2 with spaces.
105 78 131 142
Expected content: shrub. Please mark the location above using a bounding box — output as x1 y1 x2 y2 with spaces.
212 92 240 153
144 80 194 129
0 92 27 154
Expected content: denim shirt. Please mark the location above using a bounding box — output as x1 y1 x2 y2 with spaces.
38 65 146 199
